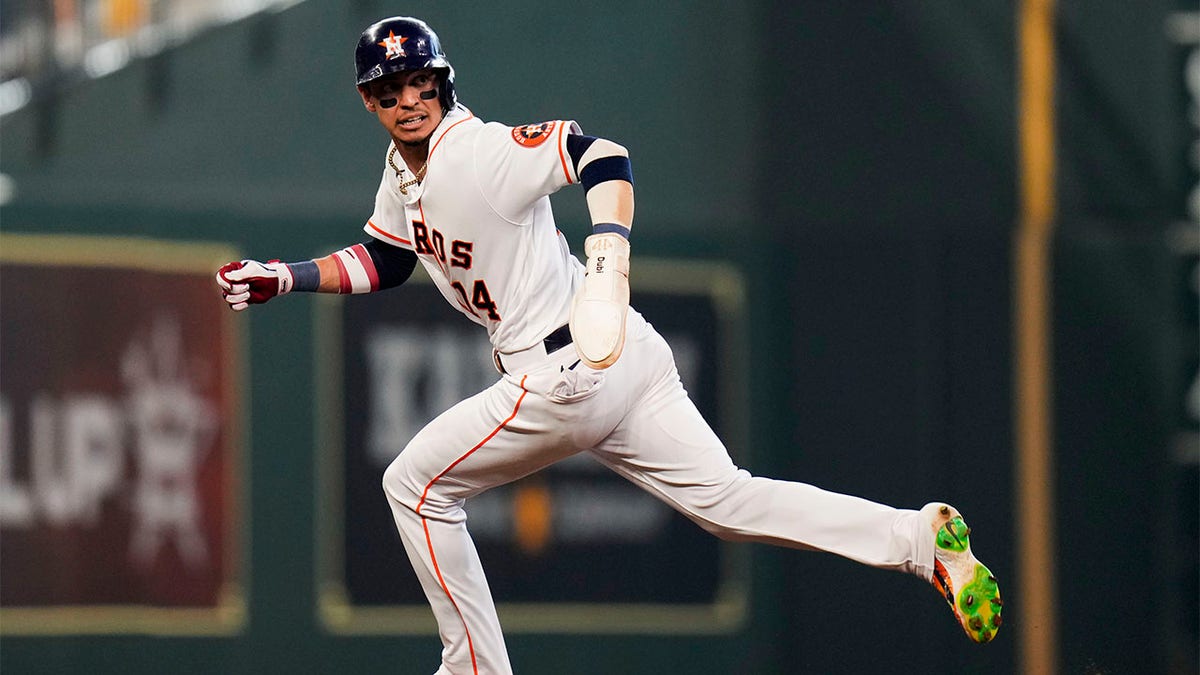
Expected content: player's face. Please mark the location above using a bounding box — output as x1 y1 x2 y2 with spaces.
359 69 444 147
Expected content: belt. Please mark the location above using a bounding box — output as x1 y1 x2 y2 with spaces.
494 324 573 375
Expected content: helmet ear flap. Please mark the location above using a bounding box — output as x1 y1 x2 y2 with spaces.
438 67 457 110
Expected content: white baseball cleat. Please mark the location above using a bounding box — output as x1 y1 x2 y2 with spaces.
922 502 1003 643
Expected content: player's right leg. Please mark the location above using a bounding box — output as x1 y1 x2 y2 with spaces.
380 350 606 675
382 383 526 675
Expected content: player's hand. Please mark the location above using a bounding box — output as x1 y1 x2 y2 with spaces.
215 259 294 311
569 233 630 369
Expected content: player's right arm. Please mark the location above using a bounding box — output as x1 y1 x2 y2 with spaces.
215 239 417 311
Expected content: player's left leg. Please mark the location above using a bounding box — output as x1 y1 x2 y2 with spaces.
591 392 935 574
588 326 934 574
587 320 1001 641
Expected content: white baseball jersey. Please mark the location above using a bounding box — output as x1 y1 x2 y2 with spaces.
364 105 585 354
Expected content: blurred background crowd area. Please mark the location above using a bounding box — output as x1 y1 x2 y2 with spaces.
2 0 300 113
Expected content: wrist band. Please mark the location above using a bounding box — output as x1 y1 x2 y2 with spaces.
592 223 631 240
288 260 320 292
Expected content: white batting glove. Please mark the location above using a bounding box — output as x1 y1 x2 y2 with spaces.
569 233 631 369
215 259 294 311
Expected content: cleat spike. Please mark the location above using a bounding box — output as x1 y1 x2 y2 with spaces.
965 595 975 606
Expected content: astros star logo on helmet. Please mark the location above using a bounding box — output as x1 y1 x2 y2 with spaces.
378 31 408 59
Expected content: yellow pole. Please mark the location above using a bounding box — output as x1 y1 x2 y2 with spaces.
1016 0 1058 673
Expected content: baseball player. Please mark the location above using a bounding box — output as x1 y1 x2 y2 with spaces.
215 16 1002 674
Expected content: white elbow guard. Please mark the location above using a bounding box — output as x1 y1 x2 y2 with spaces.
570 233 631 369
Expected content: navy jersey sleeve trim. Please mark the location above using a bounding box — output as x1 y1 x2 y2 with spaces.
566 133 597 168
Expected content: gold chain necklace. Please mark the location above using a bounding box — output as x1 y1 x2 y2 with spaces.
388 145 428 195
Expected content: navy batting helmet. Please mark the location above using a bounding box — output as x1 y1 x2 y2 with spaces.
355 17 457 110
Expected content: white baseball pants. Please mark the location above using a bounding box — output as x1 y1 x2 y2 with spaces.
382 310 936 675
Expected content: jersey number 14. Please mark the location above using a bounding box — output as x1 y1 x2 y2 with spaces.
451 279 501 321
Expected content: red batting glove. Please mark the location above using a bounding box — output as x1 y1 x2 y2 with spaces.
215 259 294 311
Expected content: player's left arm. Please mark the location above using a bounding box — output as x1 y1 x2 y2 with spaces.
565 133 635 369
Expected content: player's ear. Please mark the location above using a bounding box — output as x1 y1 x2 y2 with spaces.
358 85 376 112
